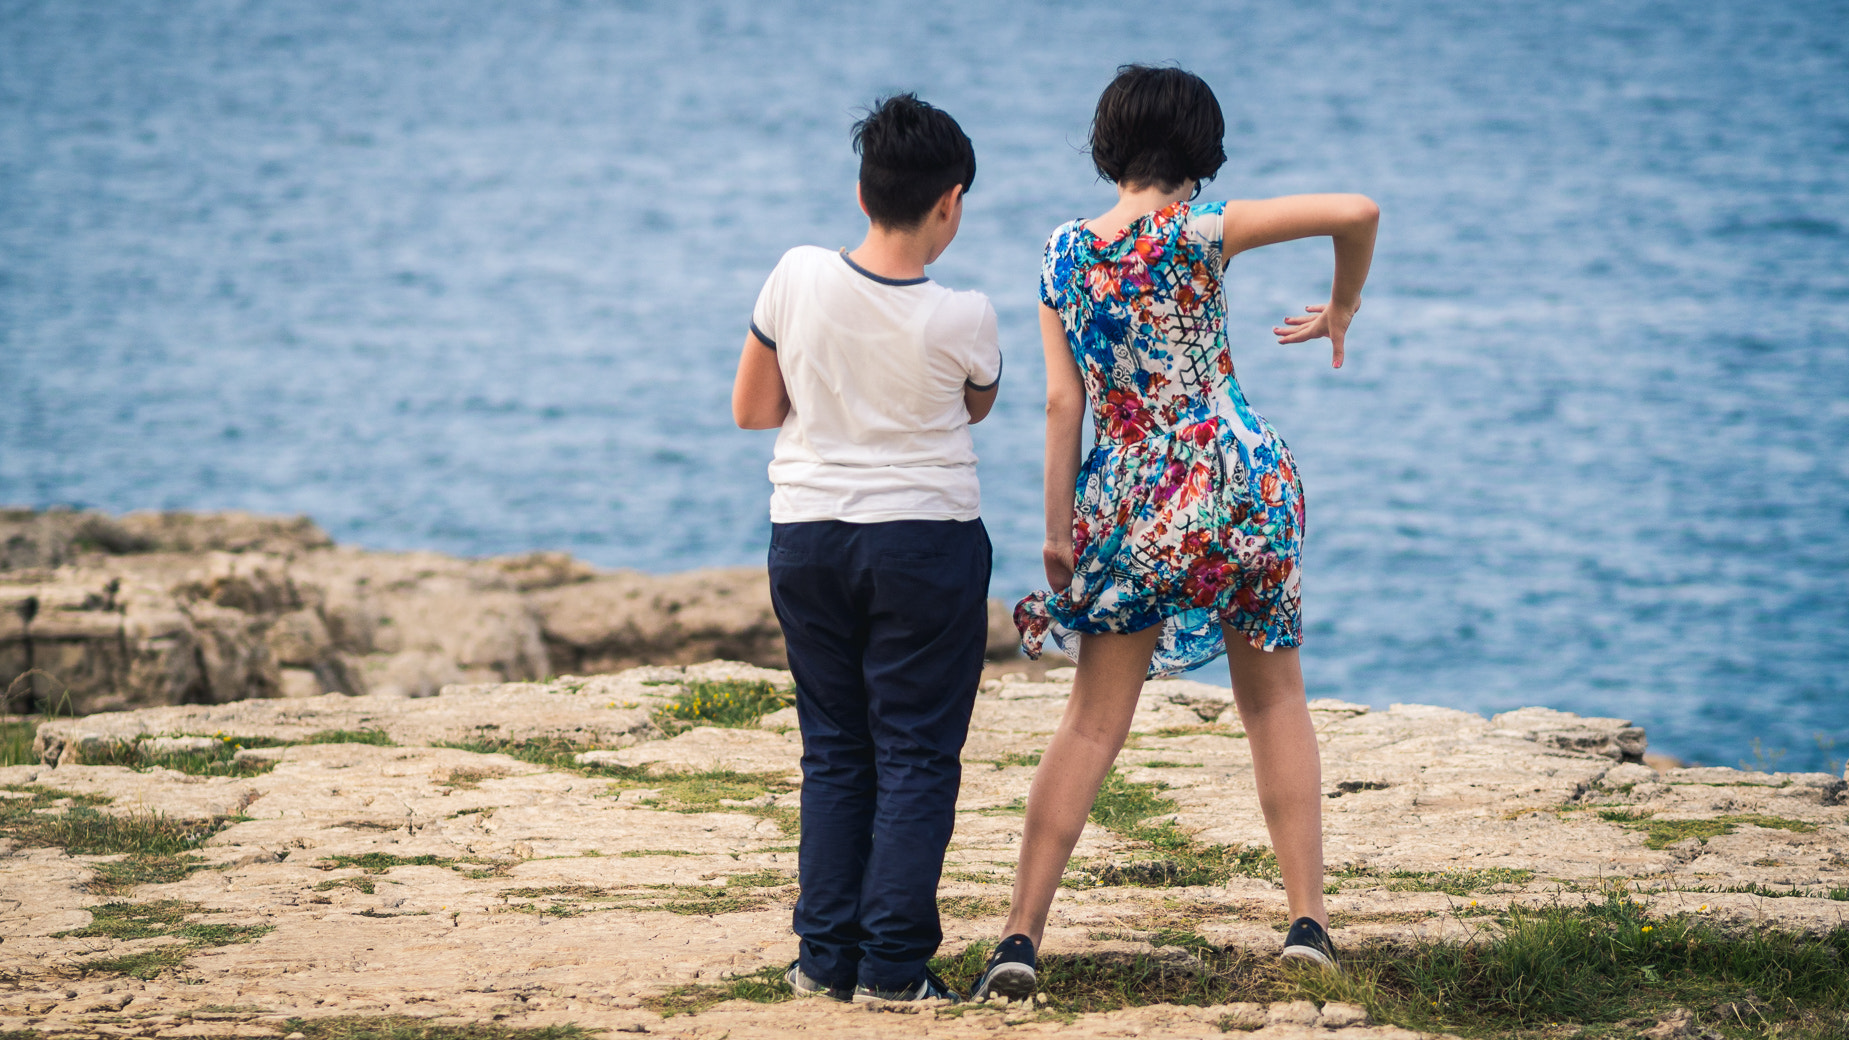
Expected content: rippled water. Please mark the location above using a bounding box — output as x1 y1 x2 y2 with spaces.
2 0 1845 769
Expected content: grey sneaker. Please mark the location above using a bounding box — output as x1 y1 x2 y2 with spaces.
969 934 1037 1002
852 966 961 1003
785 960 842 999
1280 917 1340 968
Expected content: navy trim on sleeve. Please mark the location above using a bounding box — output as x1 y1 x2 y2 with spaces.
838 248 930 287
965 349 1003 392
749 321 777 350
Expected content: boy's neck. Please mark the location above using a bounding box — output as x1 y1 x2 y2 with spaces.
847 225 935 283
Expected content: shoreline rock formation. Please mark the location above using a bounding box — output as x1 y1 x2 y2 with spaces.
4 508 967 715
2 662 1844 1038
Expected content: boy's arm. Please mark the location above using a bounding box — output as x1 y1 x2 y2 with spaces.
731 330 789 430
1040 304 1085 592
964 383 999 423
962 299 1002 423
1221 193 1379 369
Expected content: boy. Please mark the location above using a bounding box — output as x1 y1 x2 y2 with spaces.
731 93 1000 1002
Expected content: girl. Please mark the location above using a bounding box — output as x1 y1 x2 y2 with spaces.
973 65 1378 1000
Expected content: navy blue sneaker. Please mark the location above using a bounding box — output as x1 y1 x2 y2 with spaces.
969 933 1037 1002
853 966 961 1003
1280 917 1340 968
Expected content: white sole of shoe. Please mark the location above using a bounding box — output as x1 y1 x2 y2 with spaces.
974 962 1036 1001
1280 945 1336 967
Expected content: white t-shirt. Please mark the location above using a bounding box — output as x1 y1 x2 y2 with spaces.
750 246 1002 524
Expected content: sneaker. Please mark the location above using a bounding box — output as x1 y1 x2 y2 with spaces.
968 933 1037 1002
785 960 845 999
852 966 961 1003
1280 917 1340 968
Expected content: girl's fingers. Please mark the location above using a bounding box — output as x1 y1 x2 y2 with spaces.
1303 303 1325 313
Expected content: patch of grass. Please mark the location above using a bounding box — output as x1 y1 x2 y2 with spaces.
939 894 1010 918
620 848 695 858
0 784 233 856
1662 881 1849 902
2 717 37 766
710 869 796 889
1067 770 1277 888
438 766 507 789
605 768 801 835
436 735 658 781
655 679 793 731
88 854 207 896
1146 723 1244 739
1290 890 1849 1037
922 892 1849 1037
281 1016 596 1040
56 900 273 979
642 962 792 1016
316 852 454 874
1614 813 1819 850
650 894 771 915
314 877 377 894
989 750 1042 768
1139 760 1201 768
1329 865 1537 896
303 728 395 746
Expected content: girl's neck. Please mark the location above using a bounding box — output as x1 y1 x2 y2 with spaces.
1086 180 1197 239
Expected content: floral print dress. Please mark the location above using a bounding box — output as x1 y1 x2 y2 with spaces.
1015 200 1306 677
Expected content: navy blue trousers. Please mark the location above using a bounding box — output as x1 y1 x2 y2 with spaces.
768 518 991 991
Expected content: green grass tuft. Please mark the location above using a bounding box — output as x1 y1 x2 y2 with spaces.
0 783 233 857
656 679 793 731
642 963 792 1016
303 728 395 746
317 852 454 874
989 750 1042 768
280 1016 596 1040
1068 770 1277 887
2 717 36 766
1612 813 1819 850
56 899 273 979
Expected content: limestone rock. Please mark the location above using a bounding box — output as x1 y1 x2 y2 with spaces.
6 661 1846 1038
530 568 783 674
1321 1001 1373 1028
1490 706 1647 762
2 509 821 713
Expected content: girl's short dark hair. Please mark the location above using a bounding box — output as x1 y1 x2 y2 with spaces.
1089 65 1226 195
852 94 976 229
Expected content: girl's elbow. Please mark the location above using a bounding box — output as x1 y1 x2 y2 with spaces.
1347 195 1380 227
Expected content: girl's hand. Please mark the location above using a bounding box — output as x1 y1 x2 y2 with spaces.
1273 299 1359 368
1043 541 1076 593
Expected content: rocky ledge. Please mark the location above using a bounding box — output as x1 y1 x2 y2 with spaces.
2 663 1845 1038
0 508 1022 716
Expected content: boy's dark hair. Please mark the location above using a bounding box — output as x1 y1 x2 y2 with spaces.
852 94 976 229
1089 65 1226 196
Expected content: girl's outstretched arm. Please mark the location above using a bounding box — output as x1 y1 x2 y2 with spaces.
1040 304 1085 591
1222 193 1379 368
731 330 790 429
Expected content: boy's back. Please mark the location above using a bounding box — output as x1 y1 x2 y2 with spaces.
752 244 999 523
729 92 998 1005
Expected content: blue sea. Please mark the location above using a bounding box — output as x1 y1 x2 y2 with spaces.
2 0 1845 771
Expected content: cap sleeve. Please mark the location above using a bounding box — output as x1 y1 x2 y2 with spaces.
965 298 1002 391
749 250 793 349
1039 222 1077 309
1185 201 1226 268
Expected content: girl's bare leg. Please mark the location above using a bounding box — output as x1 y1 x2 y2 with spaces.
1223 631 1327 927
1000 626 1161 948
